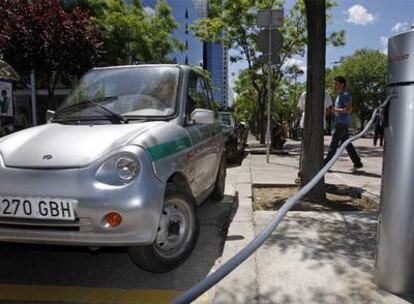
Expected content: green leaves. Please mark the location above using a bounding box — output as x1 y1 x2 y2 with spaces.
327 49 387 121
84 0 182 65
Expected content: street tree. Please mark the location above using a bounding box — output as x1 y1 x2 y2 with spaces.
193 0 344 144
327 49 387 128
66 0 184 65
233 67 305 137
0 0 102 112
301 0 327 200
274 78 305 133
233 69 260 134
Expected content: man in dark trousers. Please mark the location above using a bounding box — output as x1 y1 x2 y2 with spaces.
373 108 385 146
324 76 363 169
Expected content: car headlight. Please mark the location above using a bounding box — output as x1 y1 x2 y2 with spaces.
96 153 139 185
116 156 138 181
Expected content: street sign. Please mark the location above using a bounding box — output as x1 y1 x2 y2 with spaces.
257 29 283 53
256 10 284 28
256 9 284 164
257 54 280 65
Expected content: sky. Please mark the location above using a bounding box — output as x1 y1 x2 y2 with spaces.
228 0 414 92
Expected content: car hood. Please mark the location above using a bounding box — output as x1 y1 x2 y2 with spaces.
0 122 163 169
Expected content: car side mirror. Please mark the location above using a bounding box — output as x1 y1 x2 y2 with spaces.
46 110 55 123
191 109 215 124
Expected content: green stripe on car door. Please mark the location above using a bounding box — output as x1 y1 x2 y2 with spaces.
147 136 192 161
188 124 213 145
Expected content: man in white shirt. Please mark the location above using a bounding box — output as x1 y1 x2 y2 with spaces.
295 91 333 184
297 91 333 129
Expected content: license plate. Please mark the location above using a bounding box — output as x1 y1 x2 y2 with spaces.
0 197 76 221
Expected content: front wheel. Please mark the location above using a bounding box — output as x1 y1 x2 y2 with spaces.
129 184 199 273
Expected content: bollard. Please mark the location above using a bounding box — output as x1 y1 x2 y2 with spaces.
375 29 414 295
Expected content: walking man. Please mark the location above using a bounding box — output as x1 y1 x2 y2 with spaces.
373 108 385 146
323 76 363 169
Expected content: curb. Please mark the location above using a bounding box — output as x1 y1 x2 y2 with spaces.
206 156 259 304
193 188 240 304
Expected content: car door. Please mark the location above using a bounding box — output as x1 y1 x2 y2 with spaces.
204 78 222 185
185 72 217 198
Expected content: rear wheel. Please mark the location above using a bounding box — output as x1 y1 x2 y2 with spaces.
227 141 238 163
129 184 199 273
210 156 226 201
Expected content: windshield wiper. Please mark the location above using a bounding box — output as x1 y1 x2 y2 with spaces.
55 96 128 124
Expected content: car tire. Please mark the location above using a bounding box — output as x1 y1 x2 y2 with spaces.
227 141 238 163
128 184 199 273
210 156 226 201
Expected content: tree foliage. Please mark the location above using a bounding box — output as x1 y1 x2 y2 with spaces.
0 0 102 98
192 0 344 143
66 0 184 65
326 49 387 126
233 68 304 135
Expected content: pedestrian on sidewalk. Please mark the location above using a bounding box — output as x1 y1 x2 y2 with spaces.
373 108 385 146
295 90 333 184
0 90 9 114
323 76 363 169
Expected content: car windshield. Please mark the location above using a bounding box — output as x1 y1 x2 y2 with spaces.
57 66 179 120
219 113 235 127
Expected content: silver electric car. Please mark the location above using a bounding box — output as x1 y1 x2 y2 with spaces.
0 65 226 272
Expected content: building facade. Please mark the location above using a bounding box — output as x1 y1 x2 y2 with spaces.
206 42 228 107
137 0 229 107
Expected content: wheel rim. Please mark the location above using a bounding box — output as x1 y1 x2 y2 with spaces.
154 198 194 259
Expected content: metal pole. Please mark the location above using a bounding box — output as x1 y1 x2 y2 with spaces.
30 69 37 126
266 8 272 163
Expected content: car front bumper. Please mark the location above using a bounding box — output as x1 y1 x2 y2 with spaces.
0 146 166 247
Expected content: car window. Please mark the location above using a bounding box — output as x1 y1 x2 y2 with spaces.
186 73 211 122
58 66 179 119
219 113 235 127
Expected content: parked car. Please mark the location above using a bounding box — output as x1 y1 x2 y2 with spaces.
0 65 226 273
218 112 248 162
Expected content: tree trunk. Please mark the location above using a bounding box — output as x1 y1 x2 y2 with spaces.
301 0 326 201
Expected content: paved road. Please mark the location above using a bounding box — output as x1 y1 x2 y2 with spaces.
0 193 236 304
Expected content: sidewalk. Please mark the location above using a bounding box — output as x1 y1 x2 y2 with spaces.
250 136 383 200
207 137 412 304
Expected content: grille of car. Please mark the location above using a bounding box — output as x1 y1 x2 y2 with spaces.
0 218 88 232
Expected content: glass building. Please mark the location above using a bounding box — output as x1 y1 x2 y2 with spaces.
132 0 229 106
206 42 228 106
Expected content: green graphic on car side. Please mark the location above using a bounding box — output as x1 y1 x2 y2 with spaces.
147 136 192 161
147 123 221 161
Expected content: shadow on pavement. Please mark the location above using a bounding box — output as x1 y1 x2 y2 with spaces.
325 183 366 198
329 169 382 179
356 146 384 158
254 212 414 304
0 194 237 293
